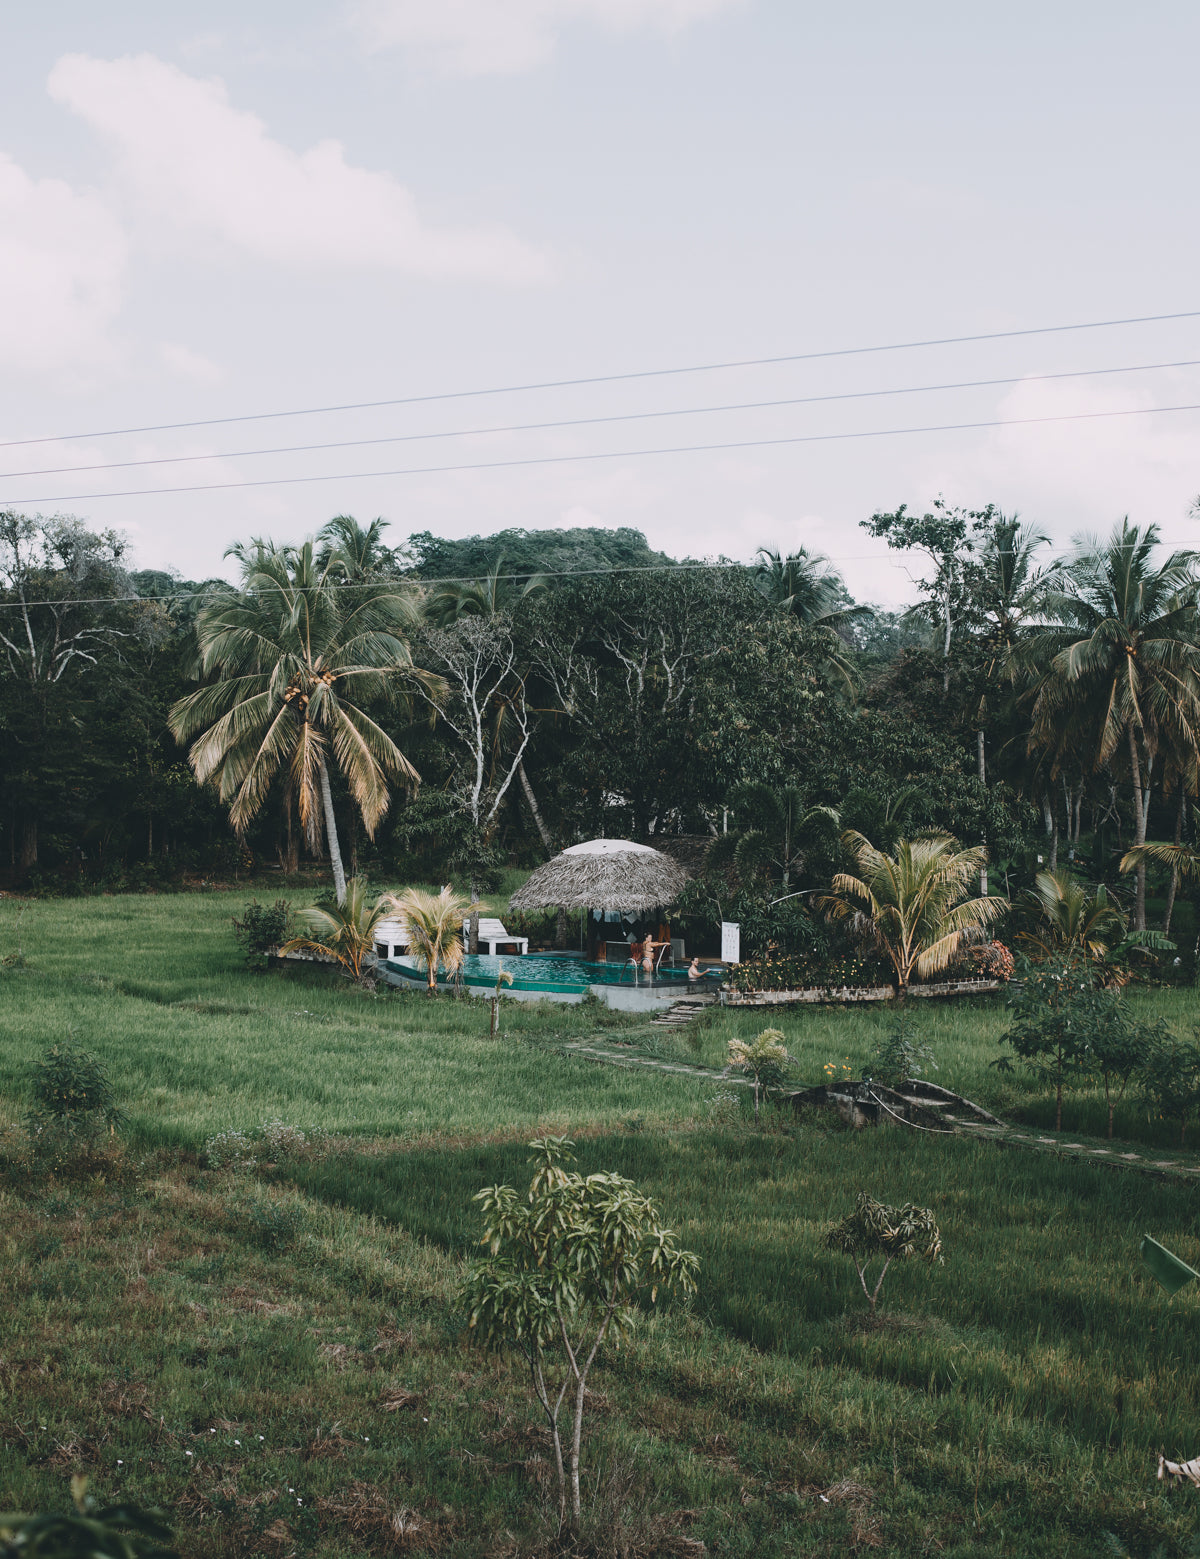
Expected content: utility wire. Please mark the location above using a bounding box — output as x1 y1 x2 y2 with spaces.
7 396 1200 507
3 307 1198 451
4 356 1198 482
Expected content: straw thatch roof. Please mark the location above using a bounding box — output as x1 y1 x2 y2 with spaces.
509 838 691 914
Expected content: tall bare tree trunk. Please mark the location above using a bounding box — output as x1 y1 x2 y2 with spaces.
1164 788 1185 934
1128 726 1149 931
318 758 347 905
977 731 988 895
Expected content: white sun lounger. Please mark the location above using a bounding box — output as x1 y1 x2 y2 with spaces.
461 917 529 956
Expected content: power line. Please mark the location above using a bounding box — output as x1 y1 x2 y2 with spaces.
3 307 1199 451
5 355 1198 482
7 396 1200 507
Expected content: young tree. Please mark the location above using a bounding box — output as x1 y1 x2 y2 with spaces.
392 885 474 991
995 958 1101 1131
824 1192 943 1313
463 1138 698 1527
279 878 394 984
1140 1030 1200 1146
725 1028 791 1122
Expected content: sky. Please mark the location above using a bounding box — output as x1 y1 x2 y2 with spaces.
3 1 1200 605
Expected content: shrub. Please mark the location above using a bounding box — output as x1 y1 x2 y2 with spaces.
967 940 1015 981
463 1137 698 1528
231 899 292 961
243 1198 307 1251
1140 1031 1200 1147
995 958 1101 1131
870 1010 937 1087
824 1191 943 1312
26 1044 124 1148
203 1129 257 1172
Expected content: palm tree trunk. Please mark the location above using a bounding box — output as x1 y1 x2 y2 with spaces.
318 758 347 905
1128 726 1148 931
518 761 553 853
1164 789 1185 934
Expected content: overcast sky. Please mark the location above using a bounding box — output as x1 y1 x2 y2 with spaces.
4 1 1200 604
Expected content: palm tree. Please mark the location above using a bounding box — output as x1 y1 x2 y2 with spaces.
821 832 1007 998
279 877 394 983
391 885 475 990
425 555 547 628
1018 870 1128 962
316 514 399 581
169 538 436 904
753 547 871 688
708 781 839 895
1017 521 1200 930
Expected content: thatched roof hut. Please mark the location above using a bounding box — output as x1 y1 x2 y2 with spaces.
509 838 691 915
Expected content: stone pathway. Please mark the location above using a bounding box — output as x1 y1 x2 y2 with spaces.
560 1041 1200 1178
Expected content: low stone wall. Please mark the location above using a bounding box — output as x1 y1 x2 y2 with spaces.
721 978 1000 1007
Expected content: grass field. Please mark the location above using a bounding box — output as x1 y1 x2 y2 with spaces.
3 892 1200 1557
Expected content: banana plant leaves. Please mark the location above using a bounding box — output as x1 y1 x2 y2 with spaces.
1141 1234 1200 1296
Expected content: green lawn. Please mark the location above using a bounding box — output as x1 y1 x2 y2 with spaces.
3 893 1200 1556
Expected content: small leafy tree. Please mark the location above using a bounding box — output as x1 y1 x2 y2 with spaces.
231 898 292 963
1087 1000 1165 1139
26 1044 125 1146
463 1137 698 1527
994 958 1099 1131
824 1191 943 1313
726 1028 791 1122
1140 1031 1200 1146
870 1009 937 1088
278 877 392 984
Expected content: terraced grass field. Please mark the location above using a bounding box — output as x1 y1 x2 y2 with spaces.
2 892 1200 1557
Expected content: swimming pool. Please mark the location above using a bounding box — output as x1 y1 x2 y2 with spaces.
382 951 698 995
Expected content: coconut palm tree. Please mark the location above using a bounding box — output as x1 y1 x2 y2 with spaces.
425 554 547 628
279 877 394 983
821 832 1007 997
1016 521 1200 930
753 546 872 689
169 538 437 904
391 885 476 991
316 514 398 581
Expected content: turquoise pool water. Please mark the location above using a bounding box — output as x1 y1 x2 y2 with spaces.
383 952 697 994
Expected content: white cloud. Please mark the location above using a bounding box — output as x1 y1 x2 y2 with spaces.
0 152 127 379
47 53 549 282
920 371 1200 553
159 341 222 384
356 0 741 75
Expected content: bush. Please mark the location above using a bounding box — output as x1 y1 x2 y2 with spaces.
824 1192 943 1313
203 1129 257 1172
243 1198 307 1251
870 1010 936 1087
231 899 292 961
1140 1031 1200 1146
26 1045 124 1149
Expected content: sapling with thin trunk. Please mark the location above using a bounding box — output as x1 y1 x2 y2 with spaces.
824 1192 943 1313
463 1137 698 1528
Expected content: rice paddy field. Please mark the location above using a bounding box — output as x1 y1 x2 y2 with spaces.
3 890 1200 1557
